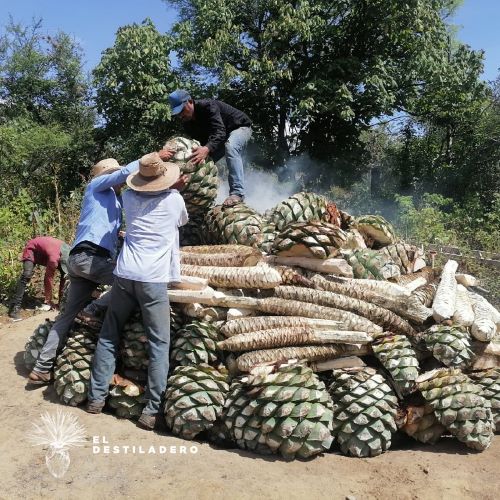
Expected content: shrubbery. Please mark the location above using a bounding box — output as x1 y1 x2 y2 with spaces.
394 192 500 253
0 188 83 302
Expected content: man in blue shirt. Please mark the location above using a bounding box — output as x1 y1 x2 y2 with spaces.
86 152 187 431
28 158 138 385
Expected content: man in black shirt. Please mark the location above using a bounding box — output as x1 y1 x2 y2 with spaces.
163 89 252 207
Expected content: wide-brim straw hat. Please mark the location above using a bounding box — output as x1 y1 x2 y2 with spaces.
91 158 121 178
126 152 180 192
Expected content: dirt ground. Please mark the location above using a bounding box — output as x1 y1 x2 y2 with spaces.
1 311 499 500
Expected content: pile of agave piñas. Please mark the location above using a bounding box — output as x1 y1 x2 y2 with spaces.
24 136 499 460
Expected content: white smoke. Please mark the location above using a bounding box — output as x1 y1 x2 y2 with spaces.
215 166 298 214
214 152 341 213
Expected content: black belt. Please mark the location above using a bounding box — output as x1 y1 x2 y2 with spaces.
70 241 111 258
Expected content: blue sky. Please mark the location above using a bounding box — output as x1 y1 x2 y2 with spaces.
452 1 499 81
0 0 498 81
0 0 177 74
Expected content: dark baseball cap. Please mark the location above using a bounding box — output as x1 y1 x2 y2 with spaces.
169 89 191 115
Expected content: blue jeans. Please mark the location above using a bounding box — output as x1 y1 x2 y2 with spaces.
34 250 115 372
212 126 252 198
88 277 170 415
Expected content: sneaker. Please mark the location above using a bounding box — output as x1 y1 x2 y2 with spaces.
85 400 105 414
8 306 22 322
27 370 53 385
137 412 162 431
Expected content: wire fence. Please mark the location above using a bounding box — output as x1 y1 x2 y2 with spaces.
406 240 500 270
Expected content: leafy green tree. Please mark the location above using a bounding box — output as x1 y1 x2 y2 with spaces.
0 19 94 125
395 39 487 188
395 193 457 244
382 70 498 204
93 19 182 161
451 75 500 206
0 18 95 202
164 0 482 184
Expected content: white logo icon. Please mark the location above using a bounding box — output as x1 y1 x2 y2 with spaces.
28 409 87 478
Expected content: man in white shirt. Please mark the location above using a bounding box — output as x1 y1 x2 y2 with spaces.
86 152 188 431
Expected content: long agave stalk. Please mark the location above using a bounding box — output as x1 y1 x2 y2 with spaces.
469 292 500 326
310 273 403 303
236 344 371 372
181 263 282 289
432 260 458 322
273 286 416 337
181 251 262 267
470 296 496 341
218 327 371 351
270 265 315 287
256 297 383 333
453 284 475 327
311 274 432 324
221 316 352 337
181 245 262 267
412 281 438 307
182 244 255 254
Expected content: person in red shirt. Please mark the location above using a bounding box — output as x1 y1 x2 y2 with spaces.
9 236 69 321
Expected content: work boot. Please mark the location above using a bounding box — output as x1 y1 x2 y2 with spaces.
137 412 163 431
77 302 106 330
27 370 53 385
222 194 244 207
9 306 22 322
85 400 105 414
76 310 103 331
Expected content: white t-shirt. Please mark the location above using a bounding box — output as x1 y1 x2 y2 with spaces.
115 189 188 283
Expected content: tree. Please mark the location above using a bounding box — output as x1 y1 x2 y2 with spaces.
165 0 483 186
380 67 498 206
93 19 182 162
0 18 95 203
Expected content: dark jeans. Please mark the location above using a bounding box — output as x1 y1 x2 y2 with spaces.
88 276 170 415
34 250 115 373
10 260 35 309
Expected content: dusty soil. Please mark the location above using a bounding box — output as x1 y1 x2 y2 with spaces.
1 311 499 500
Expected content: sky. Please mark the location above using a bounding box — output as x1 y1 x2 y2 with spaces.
0 0 178 74
0 0 498 82
452 0 499 81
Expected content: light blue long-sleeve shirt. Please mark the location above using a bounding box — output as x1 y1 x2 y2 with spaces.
71 160 139 258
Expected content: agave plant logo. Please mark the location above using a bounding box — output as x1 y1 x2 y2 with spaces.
28 409 87 478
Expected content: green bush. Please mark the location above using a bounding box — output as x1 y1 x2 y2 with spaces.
0 190 41 299
0 187 83 301
392 192 499 305
392 192 500 252
394 193 458 245
449 193 500 252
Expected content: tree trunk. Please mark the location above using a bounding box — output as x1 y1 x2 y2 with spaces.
276 94 290 168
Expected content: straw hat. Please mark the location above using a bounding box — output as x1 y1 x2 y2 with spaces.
91 158 121 178
126 152 180 192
